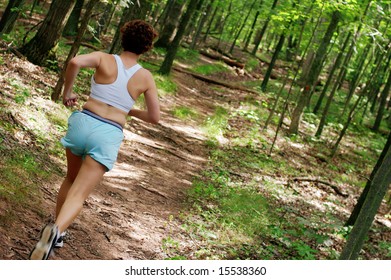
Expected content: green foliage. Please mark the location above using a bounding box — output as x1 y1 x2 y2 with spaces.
193 62 229 76
14 88 30 104
176 47 199 63
154 74 177 96
9 79 31 104
245 58 259 72
378 241 391 258
202 106 229 139
172 106 199 120
0 147 49 222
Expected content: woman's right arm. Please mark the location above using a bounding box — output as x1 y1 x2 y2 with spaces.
62 51 103 106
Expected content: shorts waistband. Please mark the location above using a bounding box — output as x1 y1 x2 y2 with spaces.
81 109 123 131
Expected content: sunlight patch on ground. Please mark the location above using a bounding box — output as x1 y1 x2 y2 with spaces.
106 161 145 180
101 181 131 192
160 120 207 141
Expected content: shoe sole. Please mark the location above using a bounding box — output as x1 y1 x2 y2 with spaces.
29 225 58 260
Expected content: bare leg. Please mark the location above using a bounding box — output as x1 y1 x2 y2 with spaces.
55 155 106 233
56 148 83 218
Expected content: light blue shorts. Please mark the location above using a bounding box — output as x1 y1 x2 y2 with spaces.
60 110 124 171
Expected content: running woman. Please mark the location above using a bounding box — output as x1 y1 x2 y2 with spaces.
29 20 159 260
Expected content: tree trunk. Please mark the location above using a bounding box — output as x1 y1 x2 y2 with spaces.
339 0 373 114
202 0 219 43
159 0 200 75
261 33 285 92
345 132 391 228
63 0 85 36
185 0 204 43
18 0 77 66
0 0 27 34
191 0 214 49
229 0 257 54
313 32 352 115
243 9 260 51
155 0 175 30
372 72 391 131
340 132 391 259
51 0 99 101
95 1 117 39
216 0 233 50
30 0 42 16
251 0 278 55
314 33 352 137
288 10 341 135
154 0 185 49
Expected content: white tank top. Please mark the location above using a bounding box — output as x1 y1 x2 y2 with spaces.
90 54 142 112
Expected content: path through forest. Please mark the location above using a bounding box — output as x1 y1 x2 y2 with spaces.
1 49 390 260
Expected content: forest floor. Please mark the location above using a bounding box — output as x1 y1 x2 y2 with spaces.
0 40 390 260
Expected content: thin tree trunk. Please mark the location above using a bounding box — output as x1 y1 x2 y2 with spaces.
314 33 352 137
63 0 84 36
288 10 341 135
332 48 382 156
251 0 278 55
340 132 391 259
261 33 285 92
0 0 27 34
339 0 373 115
159 0 200 75
263 73 289 130
202 0 219 43
243 9 260 51
216 0 233 50
345 133 391 227
268 2 324 154
154 0 185 49
229 0 257 54
373 73 391 131
313 32 352 115
190 0 214 49
51 0 99 101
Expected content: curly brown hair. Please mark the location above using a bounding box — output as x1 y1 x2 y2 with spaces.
120 20 158 55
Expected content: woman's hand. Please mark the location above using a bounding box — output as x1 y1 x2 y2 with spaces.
63 93 78 107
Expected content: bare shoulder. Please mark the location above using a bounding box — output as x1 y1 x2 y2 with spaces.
137 67 154 81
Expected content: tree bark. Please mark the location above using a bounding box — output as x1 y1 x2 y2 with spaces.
251 0 278 55
372 72 391 131
0 0 27 35
159 0 200 75
51 0 99 101
261 33 285 92
314 32 352 137
18 0 77 66
345 133 391 227
63 0 85 36
229 0 257 54
340 132 391 259
288 10 341 135
154 0 185 49
190 0 214 49
313 32 352 115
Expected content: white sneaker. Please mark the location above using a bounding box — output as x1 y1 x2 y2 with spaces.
54 231 67 248
29 224 59 260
